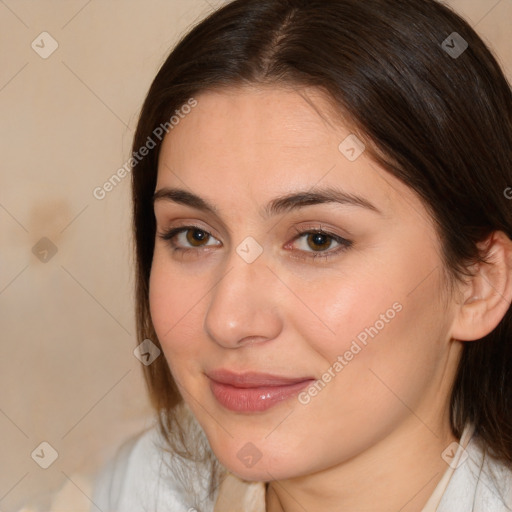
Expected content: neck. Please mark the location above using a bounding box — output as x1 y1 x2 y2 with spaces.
265 416 459 512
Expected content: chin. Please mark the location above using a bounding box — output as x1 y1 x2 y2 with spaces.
211 442 304 482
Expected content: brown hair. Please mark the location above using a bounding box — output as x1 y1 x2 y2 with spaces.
131 0 512 501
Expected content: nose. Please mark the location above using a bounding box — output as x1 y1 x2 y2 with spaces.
203 246 283 348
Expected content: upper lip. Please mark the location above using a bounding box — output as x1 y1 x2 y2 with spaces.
206 369 315 388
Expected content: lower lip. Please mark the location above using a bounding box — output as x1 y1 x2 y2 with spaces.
209 379 314 412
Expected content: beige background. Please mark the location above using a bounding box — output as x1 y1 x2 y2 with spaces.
0 0 510 510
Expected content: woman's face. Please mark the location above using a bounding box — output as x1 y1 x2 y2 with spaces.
149 86 462 481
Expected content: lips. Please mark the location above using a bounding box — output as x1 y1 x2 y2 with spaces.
206 369 315 412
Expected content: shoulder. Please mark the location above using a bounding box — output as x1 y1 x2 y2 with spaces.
438 433 512 512
90 424 160 510
90 421 215 512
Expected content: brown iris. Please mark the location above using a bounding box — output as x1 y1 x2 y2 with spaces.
306 232 332 251
186 228 210 247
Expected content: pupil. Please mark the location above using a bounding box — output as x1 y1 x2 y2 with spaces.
310 233 330 250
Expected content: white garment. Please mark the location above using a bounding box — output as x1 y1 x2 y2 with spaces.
90 420 512 512
90 421 218 512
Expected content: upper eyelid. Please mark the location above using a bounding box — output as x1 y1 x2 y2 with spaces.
155 217 224 239
156 216 352 236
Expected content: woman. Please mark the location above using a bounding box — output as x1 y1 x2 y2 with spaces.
92 0 512 510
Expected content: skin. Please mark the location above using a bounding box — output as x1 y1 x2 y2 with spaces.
149 85 512 511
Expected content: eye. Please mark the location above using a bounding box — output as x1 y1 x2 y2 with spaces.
157 224 353 262
287 226 353 261
157 225 221 251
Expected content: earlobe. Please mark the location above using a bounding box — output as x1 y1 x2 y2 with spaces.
450 230 512 342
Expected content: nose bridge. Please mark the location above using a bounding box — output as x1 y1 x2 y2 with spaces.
203 243 282 347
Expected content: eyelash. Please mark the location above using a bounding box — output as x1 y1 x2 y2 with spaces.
157 224 353 262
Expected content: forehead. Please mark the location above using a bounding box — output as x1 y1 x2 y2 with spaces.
165 86 347 152
155 86 426 223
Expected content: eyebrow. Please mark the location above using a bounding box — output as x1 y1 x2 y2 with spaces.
153 186 382 217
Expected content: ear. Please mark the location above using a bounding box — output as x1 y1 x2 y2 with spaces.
450 230 512 341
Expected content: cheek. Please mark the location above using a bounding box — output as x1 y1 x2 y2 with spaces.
148 257 207 364
296 256 446 404
293 267 402 361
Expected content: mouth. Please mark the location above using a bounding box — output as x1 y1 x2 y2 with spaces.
206 369 315 413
